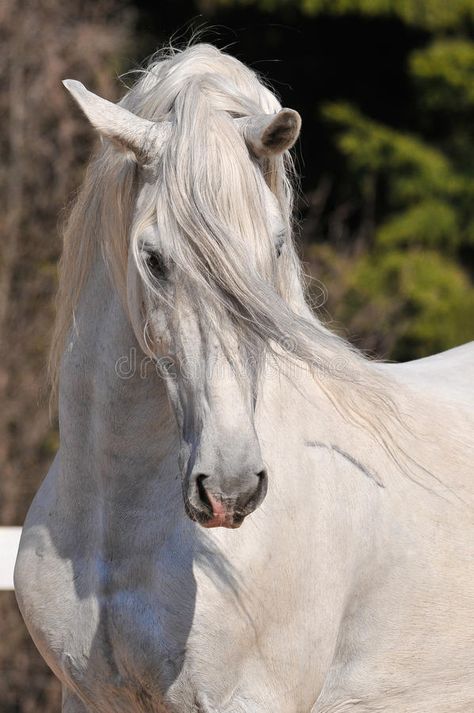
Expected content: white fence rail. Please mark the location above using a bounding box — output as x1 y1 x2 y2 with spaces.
0 527 21 591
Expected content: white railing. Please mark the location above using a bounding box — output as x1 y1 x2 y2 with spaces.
0 527 21 590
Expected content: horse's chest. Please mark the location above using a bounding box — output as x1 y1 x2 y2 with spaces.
19 542 193 710
19 488 327 713
58 569 195 707
57 563 308 713
54 553 263 712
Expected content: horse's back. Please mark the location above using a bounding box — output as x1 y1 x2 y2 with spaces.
382 341 474 408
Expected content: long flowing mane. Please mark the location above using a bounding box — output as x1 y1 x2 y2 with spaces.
50 43 463 492
50 44 288 381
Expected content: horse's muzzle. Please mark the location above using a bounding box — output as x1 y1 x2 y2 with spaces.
185 469 268 528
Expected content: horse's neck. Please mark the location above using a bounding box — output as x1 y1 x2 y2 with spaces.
58 254 179 514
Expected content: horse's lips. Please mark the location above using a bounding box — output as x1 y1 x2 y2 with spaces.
201 514 238 528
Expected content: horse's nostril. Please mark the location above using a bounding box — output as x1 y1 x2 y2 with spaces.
195 474 212 512
187 466 268 527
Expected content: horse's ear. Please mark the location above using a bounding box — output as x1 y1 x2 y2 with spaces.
62 79 171 163
236 109 301 158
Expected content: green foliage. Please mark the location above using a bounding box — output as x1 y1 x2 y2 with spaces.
377 200 459 249
321 85 474 357
322 102 456 204
205 0 474 30
309 245 474 359
301 0 474 29
411 39 474 112
321 101 474 248
345 250 474 359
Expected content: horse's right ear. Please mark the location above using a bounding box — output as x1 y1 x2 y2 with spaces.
236 108 301 158
62 79 171 164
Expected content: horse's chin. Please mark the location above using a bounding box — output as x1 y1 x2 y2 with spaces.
201 515 243 529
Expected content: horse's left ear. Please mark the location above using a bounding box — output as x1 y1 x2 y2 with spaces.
62 79 171 164
236 109 301 158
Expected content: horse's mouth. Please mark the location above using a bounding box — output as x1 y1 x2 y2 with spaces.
184 497 246 529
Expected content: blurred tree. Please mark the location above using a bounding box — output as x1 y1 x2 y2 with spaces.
201 0 474 30
0 1 134 710
307 245 474 358
0 0 133 521
318 25 474 357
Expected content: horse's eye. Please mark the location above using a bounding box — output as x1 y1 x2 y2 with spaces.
276 233 285 258
145 250 167 280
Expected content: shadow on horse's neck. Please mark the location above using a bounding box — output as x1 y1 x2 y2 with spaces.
59 252 177 484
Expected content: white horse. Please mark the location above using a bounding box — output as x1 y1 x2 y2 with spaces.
15 44 474 713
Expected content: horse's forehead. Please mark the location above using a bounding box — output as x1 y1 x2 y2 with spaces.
134 177 284 243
